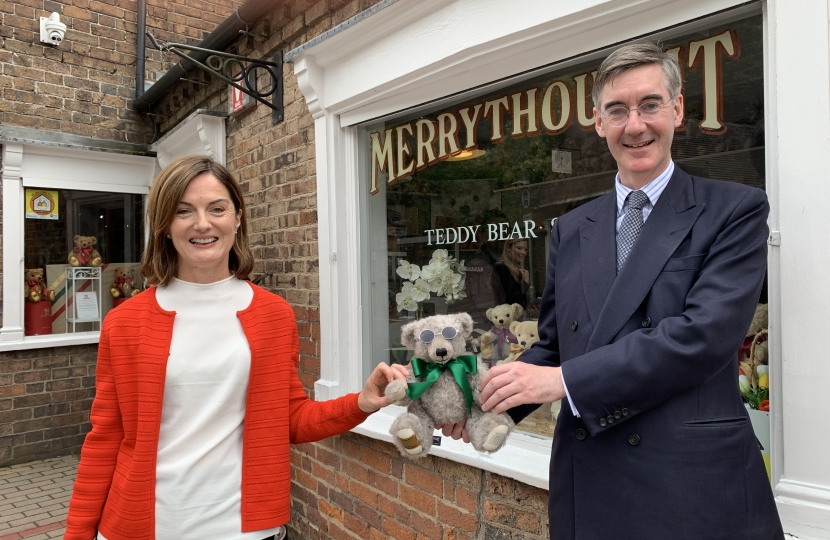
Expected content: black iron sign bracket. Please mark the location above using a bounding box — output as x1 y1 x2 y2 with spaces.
147 32 283 124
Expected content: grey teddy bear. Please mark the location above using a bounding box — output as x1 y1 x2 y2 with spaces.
385 313 515 459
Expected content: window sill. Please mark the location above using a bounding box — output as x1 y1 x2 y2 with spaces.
0 332 100 353
352 405 551 489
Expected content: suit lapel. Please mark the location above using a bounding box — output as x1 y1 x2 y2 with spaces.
586 168 705 352
579 193 616 326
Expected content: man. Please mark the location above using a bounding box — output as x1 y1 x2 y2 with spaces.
453 43 784 539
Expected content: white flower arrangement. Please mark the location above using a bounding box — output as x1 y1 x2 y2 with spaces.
395 248 467 315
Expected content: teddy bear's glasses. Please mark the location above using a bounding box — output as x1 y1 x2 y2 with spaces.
418 327 458 343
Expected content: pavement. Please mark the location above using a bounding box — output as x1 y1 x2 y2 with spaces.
0 455 78 540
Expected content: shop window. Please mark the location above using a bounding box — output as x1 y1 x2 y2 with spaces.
22 189 144 336
0 142 155 349
359 13 765 440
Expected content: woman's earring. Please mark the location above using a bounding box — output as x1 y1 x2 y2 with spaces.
166 234 171 239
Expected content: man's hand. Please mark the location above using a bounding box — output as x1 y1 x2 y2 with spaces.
434 421 470 443
358 363 411 413
479 362 565 414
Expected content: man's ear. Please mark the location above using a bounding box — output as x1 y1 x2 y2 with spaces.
673 93 685 128
594 107 606 138
454 313 473 337
401 321 419 349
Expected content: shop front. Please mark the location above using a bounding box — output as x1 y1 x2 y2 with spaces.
293 0 830 537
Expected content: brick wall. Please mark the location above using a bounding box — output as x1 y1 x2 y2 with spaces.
0 344 96 465
289 433 550 540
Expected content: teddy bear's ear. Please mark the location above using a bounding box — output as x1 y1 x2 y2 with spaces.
401 320 419 349
73 235 80 244
509 320 520 335
486 307 494 321
90 236 97 245
511 303 524 320
453 313 473 337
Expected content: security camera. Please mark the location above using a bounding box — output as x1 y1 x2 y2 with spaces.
39 12 66 46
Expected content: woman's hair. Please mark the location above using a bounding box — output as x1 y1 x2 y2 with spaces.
140 155 254 286
498 237 528 282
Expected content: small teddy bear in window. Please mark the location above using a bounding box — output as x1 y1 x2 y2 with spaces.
68 235 102 267
385 313 514 459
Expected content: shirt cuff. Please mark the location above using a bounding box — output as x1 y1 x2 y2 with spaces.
561 371 580 417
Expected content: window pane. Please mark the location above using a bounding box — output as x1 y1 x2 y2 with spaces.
23 189 144 336
359 13 764 439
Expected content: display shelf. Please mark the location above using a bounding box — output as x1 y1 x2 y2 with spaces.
65 266 102 334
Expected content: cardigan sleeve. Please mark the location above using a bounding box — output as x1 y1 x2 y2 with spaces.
285 318 371 444
64 324 125 540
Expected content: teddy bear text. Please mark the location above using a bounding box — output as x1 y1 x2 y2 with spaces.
385 313 514 460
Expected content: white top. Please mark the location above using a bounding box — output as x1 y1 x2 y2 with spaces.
100 276 282 540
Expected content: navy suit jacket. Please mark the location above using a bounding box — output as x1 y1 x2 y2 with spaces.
513 168 783 540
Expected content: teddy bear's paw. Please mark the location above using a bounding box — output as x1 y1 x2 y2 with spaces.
90 257 102 266
396 428 424 455
48 290 55 301
69 257 80 267
31 292 42 303
385 380 408 404
481 425 509 452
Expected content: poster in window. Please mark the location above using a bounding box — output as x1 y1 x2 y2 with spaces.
25 189 59 220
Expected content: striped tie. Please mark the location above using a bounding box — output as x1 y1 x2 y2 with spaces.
616 190 649 273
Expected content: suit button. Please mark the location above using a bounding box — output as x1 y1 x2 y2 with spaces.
575 428 587 440
621 408 629 417
628 434 640 446
641 317 651 327
572 320 578 331
599 417 607 427
606 415 614 424
614 410 622 419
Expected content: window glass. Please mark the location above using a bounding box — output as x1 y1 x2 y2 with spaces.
359 13 764 439
23 189 144 336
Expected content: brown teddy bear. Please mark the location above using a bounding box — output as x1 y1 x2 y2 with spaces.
479 303 524 363
110 267 139 298
24 268 55 303
68 235 102 267
501 320 540 364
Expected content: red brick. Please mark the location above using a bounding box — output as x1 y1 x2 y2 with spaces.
382 516 417 540
400 484 437 517
405 465 444 497
437 502 477 533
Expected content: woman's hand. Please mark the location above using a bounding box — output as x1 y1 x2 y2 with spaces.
520 268 529 283
357 363 411 413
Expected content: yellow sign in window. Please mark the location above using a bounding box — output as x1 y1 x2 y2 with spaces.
25 189 59 220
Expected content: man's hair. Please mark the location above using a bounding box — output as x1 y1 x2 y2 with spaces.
592 42 682 110
140 155 254 286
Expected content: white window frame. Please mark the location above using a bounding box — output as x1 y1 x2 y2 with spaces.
293 0 777 490
0 112 227 352
0 142 157 351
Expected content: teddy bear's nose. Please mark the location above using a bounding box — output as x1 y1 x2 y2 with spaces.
498 319 504 324
436 348 448 358
520 341 526 346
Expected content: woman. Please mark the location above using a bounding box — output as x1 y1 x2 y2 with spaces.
64 156 407 540
493 237 529 309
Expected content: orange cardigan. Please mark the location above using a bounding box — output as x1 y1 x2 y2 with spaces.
65 284 370 540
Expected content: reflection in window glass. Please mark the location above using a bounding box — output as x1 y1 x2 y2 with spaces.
359 13 764 438
23 189 144 336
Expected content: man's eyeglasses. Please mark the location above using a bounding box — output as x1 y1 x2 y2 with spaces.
601 99 674 127
418 327 458 343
